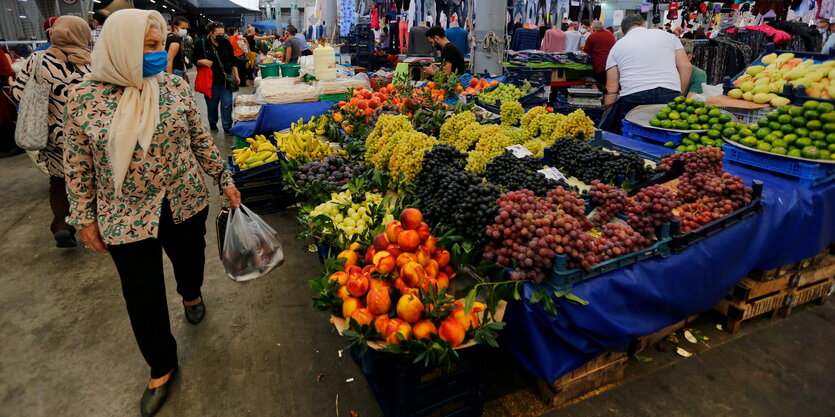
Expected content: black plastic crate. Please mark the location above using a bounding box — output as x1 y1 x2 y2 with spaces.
669 180 764 253
351 345 485 417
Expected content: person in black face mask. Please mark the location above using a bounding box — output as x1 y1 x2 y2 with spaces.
423 26 466 77
193 21 239 135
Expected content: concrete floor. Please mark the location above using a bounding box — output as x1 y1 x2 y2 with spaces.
1 85 834 417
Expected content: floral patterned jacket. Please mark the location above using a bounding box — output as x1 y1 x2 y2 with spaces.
63 73 235 245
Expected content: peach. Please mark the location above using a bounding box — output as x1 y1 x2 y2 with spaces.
397 230 421 252
394 277 418 295
396 252 418 269
434 272 450 291
412 319 438 340
396 294 424 323
385 243 403 259
423 235 438 253
329 271 349 285
416 222 432 242
373 233 390 251
342 297 364 319
443 265 456 279
416 246 432 267
424 260 439 279
346 265 362 277
346 273 370 297
364 247 377 265
452 308 479 331
336 285 350 300
385 220 405 243
432 249 451 267
400 262 426 288
349 242 362 251
439 318 465 347
350 308 374 327
337 250 359 268
373 251 397 274
399 208 423 230
373 315 390 335
369 278 390 290
367 286 392 315
384 318 412 344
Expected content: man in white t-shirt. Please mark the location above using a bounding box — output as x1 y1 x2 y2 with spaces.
564 23 582 52
601 14 692 133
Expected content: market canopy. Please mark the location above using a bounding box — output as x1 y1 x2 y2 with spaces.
249 19 287 31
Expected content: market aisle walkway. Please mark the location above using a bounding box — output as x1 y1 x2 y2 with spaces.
1 84 833 417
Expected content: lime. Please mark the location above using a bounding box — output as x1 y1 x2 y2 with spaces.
757 119 769 128
674 96 686 104
820 112 835 123
768 121 782 131
778 106 791 114
741 136 759 147
701 124 711 130
791 116 807 127
757 142 773 151
686 106 695 114
762 134 777 143
730 134 742 142
788 149 802 157
795 127 811 137
803 100 820 111
818 103 834 113
711 124 725 132
740 128 754 137
819 150 832 160
668 102 677 110
698 115 710 122
828 143 835 152
694 101 705 108
784 133 798 143
804 110 820 121
682 138 695 146
708 109 722 118
709 117 721 125
661 120 672 129
695 108 707 115
777 114 793 124
773 140 789 148
685 98 696 106
771 147 788 155
657 112 669 120
814 140 828 149
810 130 827 142
772 131 784 138
669 111 681 120
664 141 676 148
796 137 813 147
676 104 687 112
687 115 700 125
827 133 835 143
686 144 698 152
675 145 687 152
767 112 780 121
714 139 725 147
788 106 804 116
801 146 820 159
823 123 835 133
718 114 732 124
703 139 716 146
723 127 737 137
755 127 772 139
688 132 701 141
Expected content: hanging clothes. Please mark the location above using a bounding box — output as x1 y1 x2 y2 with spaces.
821 0 835 17
339 0 355 36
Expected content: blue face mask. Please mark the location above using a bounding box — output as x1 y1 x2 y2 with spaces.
142 51 168 77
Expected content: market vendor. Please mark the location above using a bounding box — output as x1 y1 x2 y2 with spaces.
680 39 707 96
283 25 301 64
601 15 692 134
423 26 466 77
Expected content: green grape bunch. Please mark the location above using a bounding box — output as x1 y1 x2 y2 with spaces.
500 101 524 127
439 111 477 149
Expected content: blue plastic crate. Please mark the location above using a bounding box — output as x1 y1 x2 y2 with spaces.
722 144 835 188
621 120 685 146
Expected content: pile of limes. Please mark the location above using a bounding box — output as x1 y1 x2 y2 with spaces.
666 131 726 152
724 100 835 160
649 97 733 131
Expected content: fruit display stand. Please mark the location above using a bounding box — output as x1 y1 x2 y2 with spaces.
501 132 835 386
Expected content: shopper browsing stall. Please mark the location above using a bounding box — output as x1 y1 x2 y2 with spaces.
680 39 707 95
583 21 615 87
193 21 239 134
564 23 582 52
423 26 466 77
601 15 692 133
63 9 241 417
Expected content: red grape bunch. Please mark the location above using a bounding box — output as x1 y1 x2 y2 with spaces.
593 223 651 262
625 185 676 237
588 180 627 226
659 146 724 175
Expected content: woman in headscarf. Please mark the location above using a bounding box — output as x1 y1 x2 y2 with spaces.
63 9 241 417
12 16 92 247
33 17 60 52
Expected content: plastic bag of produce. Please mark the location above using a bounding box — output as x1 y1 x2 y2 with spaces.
221 205 284 282
233 105 261 121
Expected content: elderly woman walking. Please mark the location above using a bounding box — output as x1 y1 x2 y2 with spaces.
63 9 240 416
12 16 92 248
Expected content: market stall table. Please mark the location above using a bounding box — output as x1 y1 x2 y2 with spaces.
229 101 334 138
502 133 835 383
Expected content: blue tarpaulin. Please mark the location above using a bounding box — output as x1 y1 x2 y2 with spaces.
229 101 334 138
249 19 286 31
502 134 835 383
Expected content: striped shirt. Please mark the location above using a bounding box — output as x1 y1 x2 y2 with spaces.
89 26 102 49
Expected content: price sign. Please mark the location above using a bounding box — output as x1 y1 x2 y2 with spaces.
505 144 532 158
538 167 567 182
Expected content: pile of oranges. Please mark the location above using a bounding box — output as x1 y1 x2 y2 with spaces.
462 78 500 96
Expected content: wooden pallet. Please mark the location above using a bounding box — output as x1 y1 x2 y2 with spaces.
537 351 627 409
629 314 700 355
749 248 830 281
714 276 790 334
779 256 835 317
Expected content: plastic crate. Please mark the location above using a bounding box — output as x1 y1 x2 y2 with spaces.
722 144 835 188
312 238 335 263
621 120 685 146
351 345 484 417
669 181 764 253
718 106 774 124
545 223 672 292
319 93 350 102
586 134 665 162
503 67 552 87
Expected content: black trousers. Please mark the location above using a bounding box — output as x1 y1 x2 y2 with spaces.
108 201 209 378
49 176 71 235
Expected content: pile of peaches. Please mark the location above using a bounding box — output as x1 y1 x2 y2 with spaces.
329 208 485 348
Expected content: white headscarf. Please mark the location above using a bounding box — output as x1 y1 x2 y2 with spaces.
85 9 167 196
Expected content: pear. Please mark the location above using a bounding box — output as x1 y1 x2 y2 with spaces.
752 84 771 95
769 81 786 93
754 77 770 86
761 53 778 65
787 67 808 80
745 65 765 76
828 85 835 98
753 93 772 104
742 91 755 101
740 81 756 92
728 88 744 99
804 71 824 83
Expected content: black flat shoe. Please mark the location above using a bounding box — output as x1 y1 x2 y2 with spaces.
223 129 233 136
54 230 77 248
184 299 205 324
209 125 218 132
140 366 178 417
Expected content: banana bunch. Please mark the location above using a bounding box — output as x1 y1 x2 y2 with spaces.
315 116 327 135
274 129 346 161
232 135 279 169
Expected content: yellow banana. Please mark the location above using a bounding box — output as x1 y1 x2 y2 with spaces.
265 153 278 163
246 138 255 144
255 150 273 161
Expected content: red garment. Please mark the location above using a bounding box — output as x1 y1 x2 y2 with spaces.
582 29 616 74
727 25 792 44
372 7 380 30
669 2 678 11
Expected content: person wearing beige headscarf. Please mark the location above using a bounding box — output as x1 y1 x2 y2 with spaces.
62 9 241 417
12 15 92 249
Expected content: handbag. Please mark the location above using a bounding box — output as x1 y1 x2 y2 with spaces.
195 66 213 97
216 206 230 259
210 40 239 92
14 51 50 151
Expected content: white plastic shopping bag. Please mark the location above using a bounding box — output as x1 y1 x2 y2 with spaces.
221 204 284 282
